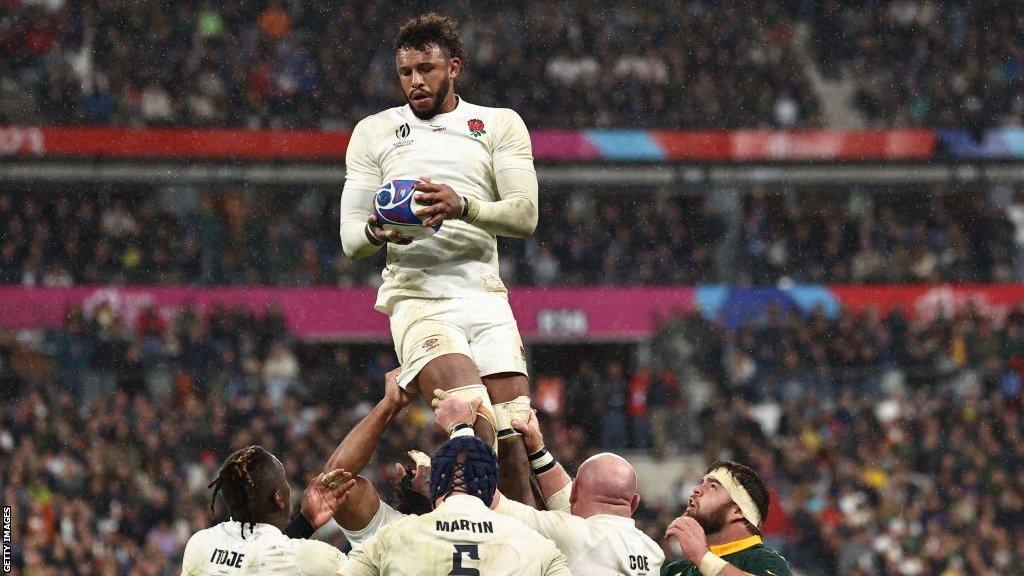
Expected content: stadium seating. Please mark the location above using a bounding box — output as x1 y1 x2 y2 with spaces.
3 188 1022 287
0 1 817 129
3 304 1022 574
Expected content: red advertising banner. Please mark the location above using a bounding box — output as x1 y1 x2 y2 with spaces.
0 126 936 162
650 129 935 161
0 126 351 160
831 285 1024 321
0 286 695 341
729 129 935 161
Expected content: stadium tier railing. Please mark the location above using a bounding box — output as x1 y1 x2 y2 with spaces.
4 125 1024 187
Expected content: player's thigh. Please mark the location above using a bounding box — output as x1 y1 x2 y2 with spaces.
468 296 529 402
390 299 475 394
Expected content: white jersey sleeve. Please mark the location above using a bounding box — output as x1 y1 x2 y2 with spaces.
339 118 386 260
493 494 591 560
180 530 206 576
340 500 406 548
294 540 348 576
466 109 538 238
493 495 665 576
492 109 535 173
337 533 382 576
180 522 345 576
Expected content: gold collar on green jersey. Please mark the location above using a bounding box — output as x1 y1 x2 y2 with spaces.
709 535 763 557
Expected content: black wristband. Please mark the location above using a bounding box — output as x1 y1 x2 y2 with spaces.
460 195 469 219
533 459 557 475
449 423 473 437
282 509 316 539
528 448 549 462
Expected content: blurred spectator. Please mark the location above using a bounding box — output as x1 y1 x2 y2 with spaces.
0 0 818 129
262 342 300 405
5 301 1024 573
814 0 1024 130
5 187 1024 287
599 360 628 449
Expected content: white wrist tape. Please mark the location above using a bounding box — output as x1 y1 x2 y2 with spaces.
544 481 573 513
699 552 728 576
438 384 497 431
494 396 531 440
528 448 555 473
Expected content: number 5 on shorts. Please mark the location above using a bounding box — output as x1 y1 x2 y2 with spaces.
449 544 480 576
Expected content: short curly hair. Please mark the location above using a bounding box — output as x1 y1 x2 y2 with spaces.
395 13 467 62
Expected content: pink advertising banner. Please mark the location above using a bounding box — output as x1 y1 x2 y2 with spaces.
0 286 696 341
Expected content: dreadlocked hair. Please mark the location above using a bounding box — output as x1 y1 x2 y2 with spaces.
208 445 272 539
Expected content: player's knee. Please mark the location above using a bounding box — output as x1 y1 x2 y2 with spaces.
482 372 529 403
420 354 480 386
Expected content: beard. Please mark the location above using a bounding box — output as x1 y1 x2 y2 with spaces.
409 79 451 120
685 501 732 533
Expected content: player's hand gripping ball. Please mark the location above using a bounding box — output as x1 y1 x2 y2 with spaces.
373 178 441 241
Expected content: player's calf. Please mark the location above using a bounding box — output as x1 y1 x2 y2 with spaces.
484 373 539 508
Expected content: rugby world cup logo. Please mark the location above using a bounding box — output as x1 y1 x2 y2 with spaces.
374 180 420 224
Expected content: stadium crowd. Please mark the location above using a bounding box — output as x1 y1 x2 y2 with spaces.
738 188 1020 285
5 1 1023 131
0 0 817 129
2 299 1023 574
813 0 1024 129
5 188 1024 288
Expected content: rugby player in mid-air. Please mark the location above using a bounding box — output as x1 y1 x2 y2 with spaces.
434 392 665 575
336 436 571 576
339 12 539 505
180 446 355 575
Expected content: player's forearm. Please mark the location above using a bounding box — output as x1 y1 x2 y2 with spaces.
324 399 400 475
340 220 384 259
537 465 572 505
464 168 538 237
526 446 572 505
339 182 384 259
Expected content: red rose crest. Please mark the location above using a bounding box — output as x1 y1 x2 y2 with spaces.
468 118 486 136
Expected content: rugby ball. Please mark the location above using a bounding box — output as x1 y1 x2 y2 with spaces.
373 178 441 241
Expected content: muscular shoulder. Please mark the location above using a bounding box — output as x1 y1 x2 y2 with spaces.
497 514 562 548
292 539 347 576
352 107 406 137
737 545 793 576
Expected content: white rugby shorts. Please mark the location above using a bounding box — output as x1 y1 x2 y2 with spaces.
389 294 528 390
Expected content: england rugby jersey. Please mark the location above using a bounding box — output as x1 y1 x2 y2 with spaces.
495 495 665 576
338 494 571 576
180 521 345 576
340 98 535 313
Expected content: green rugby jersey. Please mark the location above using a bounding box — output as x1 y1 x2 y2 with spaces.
661 535 793 576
